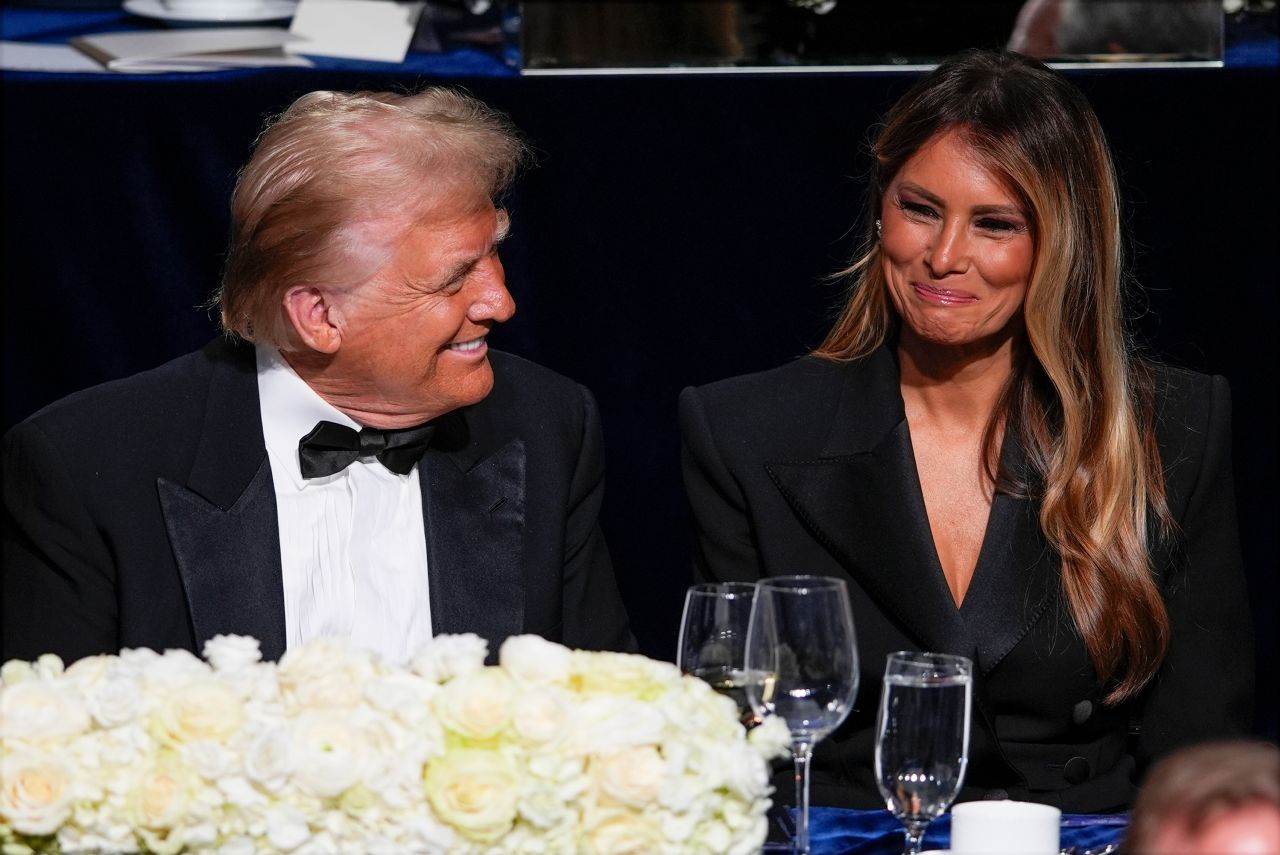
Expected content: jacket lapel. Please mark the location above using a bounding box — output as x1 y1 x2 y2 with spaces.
957 437 1060 675
157 340 287 661
765 348 1060 676
765 347 972 656
421 410 526 654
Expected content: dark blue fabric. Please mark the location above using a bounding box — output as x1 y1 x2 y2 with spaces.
807 809 1129 855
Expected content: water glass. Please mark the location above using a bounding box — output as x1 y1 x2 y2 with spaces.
874 651 973 855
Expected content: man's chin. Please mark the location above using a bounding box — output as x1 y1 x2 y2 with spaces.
434 364 495 415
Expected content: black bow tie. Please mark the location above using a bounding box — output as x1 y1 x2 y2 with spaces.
297 420 436 479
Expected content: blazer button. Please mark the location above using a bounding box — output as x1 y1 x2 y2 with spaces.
983 789 1009 800
1072 699 1094 725
1064 756 1092 785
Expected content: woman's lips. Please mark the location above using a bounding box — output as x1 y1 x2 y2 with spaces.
912 282 978 305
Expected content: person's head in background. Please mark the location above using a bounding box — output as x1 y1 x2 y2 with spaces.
1124 740 1280 855
1009 0 1221 59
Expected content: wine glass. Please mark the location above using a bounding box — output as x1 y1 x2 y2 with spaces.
874 651 973 855
744 575 860 855
676 582 759 726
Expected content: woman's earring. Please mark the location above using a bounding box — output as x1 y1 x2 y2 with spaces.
875 219 882 239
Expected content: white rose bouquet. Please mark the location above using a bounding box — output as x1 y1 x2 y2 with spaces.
1 634 790 854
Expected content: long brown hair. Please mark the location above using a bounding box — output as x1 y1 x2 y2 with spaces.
817 50 1171 704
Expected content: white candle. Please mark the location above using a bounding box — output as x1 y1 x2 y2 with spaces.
950 800 1061 855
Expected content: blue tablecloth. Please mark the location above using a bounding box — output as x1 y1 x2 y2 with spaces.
808 808 1129 855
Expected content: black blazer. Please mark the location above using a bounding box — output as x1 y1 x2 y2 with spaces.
679 346 1253 813
3 338 634 664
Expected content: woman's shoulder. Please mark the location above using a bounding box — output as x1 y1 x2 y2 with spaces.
683 354 854 409
679 348 896 451
1148 361 1230 434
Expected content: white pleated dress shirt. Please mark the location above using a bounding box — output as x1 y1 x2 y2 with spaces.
256 345 433 665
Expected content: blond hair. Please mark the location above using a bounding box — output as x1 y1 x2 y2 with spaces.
216 87 529 344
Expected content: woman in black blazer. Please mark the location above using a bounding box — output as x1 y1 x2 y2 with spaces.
680 50 1253 813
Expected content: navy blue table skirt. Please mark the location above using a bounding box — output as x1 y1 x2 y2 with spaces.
807 808 1128 855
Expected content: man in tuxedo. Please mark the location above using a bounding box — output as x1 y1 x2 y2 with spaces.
2 87 634 665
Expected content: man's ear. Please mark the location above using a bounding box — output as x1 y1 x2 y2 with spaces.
281 286 343 354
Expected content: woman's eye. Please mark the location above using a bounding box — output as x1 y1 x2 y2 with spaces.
902 201 937 218
978 218 1019 233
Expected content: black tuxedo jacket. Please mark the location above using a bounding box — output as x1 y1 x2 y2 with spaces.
680 347 1253 813
3 338 634 664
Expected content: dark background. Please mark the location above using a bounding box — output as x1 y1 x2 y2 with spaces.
3 65 1276 739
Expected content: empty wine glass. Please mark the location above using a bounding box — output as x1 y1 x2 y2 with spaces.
874 651 973 855
745 575 860 855
677 582 759 726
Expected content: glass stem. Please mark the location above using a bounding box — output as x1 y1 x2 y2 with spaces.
902 822 926 855
792 739 814 855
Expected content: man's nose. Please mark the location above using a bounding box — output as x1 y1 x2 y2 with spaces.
469 255 516 323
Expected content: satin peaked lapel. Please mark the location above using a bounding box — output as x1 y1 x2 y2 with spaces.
422 421 526 651
158 460 285 660
157 340 287 661
763 347 972 656
958 438 1059 675
767 422 971 657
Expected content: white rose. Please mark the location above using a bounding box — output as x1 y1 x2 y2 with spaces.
517 784 573 830
183 740 232 780
218 775 267 808
243 727 293 790
202 635 263 673
86 671 144 728
423 749 518 843
290 711 369 798
62 653 113 686
0 749 74 835
708 743 771 802
1 659 34 685
401 812 460 853
748 714 793 760
499 635 571 684
512 687 570 746
217 836 258 855
433 669 516 741
295 831 339 855
694 819 733 855
410 633 488 683
0 680 91 743
593 745 665 808
266 804 312 851
571 696 665 755
32 653 65 679
129 760 194 830
152 677 244 745
358 717 435 808
278 639 377 710
726 811 770 855
570 651 681 701
142 648 209 683
586 808 665 855
527 752 587 786
364 672 437 730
